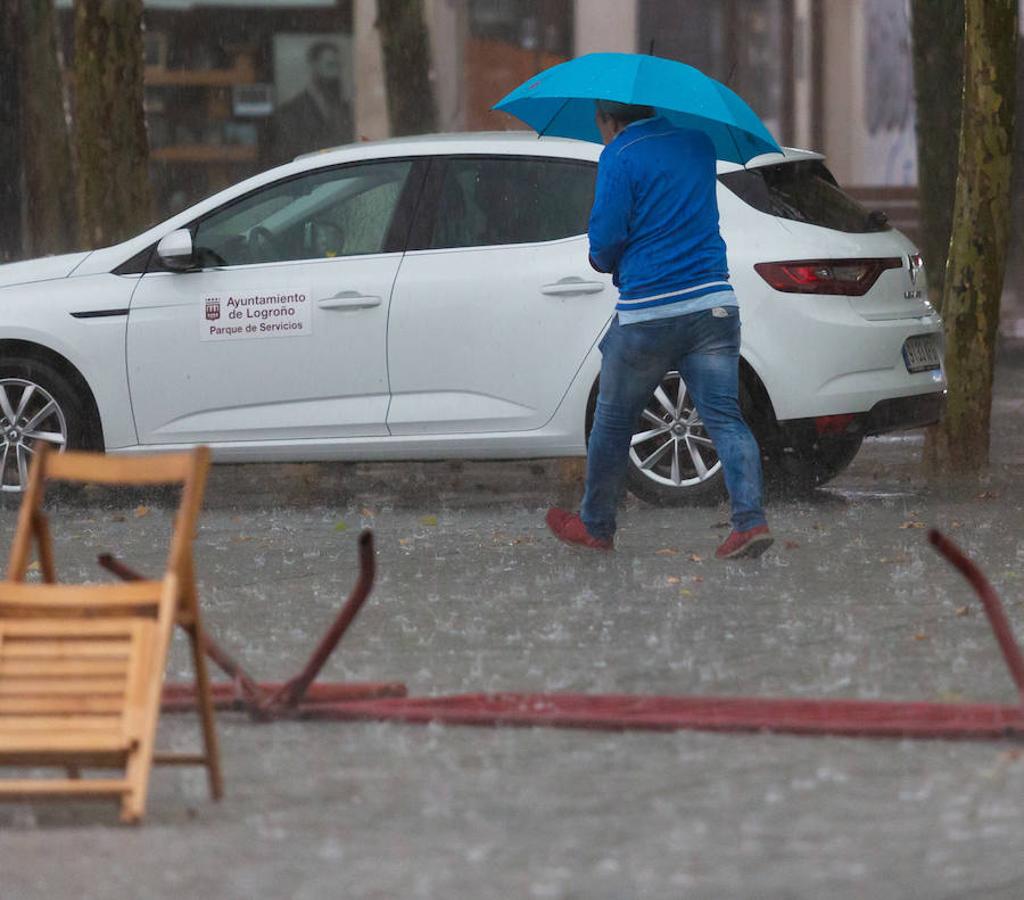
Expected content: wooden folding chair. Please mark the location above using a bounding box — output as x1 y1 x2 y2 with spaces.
0 445 222 822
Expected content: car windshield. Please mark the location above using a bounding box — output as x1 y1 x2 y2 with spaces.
718 160 890 234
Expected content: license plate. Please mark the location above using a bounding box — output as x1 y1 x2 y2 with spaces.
902 335 941 373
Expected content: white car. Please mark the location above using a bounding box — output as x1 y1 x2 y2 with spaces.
0 133 944 501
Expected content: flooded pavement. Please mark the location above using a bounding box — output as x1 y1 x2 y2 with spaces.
4 349 1024 899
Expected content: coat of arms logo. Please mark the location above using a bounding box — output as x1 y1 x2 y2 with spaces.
205 298 221 321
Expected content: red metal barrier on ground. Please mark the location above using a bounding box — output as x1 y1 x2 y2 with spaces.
153 528 1024 740
310 692 1024 738
275 529 1024 740
100 530 408 718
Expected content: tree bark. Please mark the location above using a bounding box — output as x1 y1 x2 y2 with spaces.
21 0 77 256
0 1 23 261
910 0 964 307
73 0 151 249
376 0 437 136
924 0 1017 476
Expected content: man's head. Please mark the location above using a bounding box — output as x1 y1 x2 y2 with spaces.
594 100 656 144
307 41 341 85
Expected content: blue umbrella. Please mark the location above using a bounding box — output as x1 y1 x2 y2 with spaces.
493 52 781 165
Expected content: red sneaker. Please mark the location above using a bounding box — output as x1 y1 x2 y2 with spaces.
715 525 773 560
545 508 613 551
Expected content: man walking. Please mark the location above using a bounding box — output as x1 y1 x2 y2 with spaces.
546 100 772 559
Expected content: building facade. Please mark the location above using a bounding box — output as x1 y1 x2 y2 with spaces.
47 1 994 214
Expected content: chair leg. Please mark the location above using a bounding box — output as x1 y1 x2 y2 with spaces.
120 789 144 825
188 623 224 801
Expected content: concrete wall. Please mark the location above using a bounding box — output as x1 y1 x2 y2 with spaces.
821 0 916 186
574 0 637 54
353 0 389 140
427 0 466 131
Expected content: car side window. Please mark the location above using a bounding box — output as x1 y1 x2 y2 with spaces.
427 157 596 250
192 160 414 267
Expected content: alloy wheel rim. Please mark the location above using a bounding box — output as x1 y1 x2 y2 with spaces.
628 372 722 488
0 379 68 493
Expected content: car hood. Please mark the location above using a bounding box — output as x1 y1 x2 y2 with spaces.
0 251 92 289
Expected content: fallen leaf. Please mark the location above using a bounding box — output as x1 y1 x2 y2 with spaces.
679 588 693 597
133 505 150 519
955 606 970 617
784 540 800 550
421 515 438 527
688 553 704 563
665 576 681 585
360 507 376 518
333 520 348 532
231 535 254 544
899 521 926 530
977 490 998 500
950 520 963 529
26 561 40 572
692 575 705 584
398 537 412 546
913 632 928 641
656 548 679 557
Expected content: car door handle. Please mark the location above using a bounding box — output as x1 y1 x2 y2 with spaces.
541 278 605 296
317 291 382 310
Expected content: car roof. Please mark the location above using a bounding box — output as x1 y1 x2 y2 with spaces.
295 131 603 164
296 131 822 173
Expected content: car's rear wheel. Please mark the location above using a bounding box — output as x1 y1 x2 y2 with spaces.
771 433 864 496
623 371 727 507
0 357 98 493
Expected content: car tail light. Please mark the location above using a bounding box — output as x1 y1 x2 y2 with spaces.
754 258 903 296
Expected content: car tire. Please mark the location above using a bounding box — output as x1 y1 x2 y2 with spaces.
771 433 864 496
0 356 99 493
587 370 731 508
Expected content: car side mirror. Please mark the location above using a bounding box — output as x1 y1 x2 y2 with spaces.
156 229 195 271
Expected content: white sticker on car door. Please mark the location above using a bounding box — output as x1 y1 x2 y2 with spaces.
201 290 312 341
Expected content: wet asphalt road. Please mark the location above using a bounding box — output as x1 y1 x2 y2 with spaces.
3 349 1024 899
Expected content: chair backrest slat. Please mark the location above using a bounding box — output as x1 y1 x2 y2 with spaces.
0 581 164 611
43 451 196 485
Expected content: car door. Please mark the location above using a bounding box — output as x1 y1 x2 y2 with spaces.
386 154 612 435
126 158 424 445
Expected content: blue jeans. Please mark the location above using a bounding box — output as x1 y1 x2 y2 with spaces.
580 308 766 540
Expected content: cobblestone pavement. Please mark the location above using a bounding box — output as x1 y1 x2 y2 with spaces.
3 349 1024 899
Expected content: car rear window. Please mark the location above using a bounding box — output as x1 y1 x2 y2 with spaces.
718 160 890 234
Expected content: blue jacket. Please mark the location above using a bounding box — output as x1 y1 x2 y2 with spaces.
588 116 732 316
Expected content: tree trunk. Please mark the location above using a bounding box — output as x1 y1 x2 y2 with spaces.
73 0 151 249
21 0 77 256
910 0 964 307
0 1 23 261
924 0 1017 477
376 0 437 136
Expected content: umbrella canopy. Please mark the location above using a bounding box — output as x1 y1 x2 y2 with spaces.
493 52 782 165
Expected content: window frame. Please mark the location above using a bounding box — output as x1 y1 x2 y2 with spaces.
124 156 429 275
406 154 597 253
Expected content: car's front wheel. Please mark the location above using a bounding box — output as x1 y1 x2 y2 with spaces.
622 371 727 507
0 357 97 492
